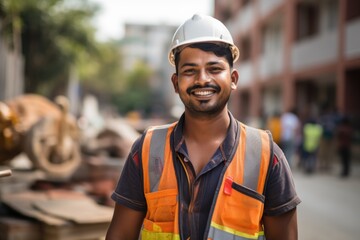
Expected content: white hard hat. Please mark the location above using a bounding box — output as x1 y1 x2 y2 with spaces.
168 14 239 66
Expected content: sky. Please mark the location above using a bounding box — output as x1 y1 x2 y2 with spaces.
91 0 214 41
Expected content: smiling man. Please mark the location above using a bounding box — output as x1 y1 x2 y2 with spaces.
106 14 301 240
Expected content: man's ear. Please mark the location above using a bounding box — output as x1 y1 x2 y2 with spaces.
231 69 239 90
171 73 179 93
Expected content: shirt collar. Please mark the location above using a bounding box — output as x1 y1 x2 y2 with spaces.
172 111 239 162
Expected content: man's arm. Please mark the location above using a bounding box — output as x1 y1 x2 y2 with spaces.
263 208 298 240
106 203 146 240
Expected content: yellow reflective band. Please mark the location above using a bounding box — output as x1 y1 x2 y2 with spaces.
141 229 181 240
210 222 264 239
153 223 162 232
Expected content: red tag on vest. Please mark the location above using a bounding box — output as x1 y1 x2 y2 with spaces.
224 176 233 195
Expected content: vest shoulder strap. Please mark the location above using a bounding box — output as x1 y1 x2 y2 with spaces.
241 122 274 194
143 121 273 194
143 123 177 193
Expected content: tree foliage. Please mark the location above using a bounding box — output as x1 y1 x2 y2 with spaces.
0 0 100 96
112 61 154 117
0 0 156 116
78 40 124 95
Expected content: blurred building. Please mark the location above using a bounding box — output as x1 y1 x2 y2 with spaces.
214 0 360 127
119 22 178 117
0 19 24 101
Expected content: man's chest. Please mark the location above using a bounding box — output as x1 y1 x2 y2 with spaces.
175 157 225 238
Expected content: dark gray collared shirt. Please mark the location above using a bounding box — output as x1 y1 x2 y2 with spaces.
111 112 301 240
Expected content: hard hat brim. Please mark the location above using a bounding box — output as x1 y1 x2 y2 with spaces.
168 40 239 66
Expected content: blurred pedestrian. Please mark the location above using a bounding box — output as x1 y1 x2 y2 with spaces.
317 106 340 171
280 108 301 168
336 116 353 177
106 14 300 240
301 118 323 174
266 111 282 145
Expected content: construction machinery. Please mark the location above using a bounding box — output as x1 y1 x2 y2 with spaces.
0 94 81 180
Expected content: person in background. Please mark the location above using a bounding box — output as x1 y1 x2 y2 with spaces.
317 105 339 171
280 108 301 168
266 111 282 145
106 14 300 240
336 116 353 177
301 118 323 174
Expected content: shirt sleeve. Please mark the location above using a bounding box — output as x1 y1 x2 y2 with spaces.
111 135 147 212
263 142 301 216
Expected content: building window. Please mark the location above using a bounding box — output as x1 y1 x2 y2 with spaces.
239 37 251 61
242 0 251 7
346 0 360 21
325 0 338 30
296 2 319 41
240 37 252 61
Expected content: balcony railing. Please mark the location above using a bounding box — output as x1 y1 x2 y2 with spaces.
238 61 253 87
346 18 360 59
259 0 283 17
259 49 284 79
291 30 338 72
228 4 255 34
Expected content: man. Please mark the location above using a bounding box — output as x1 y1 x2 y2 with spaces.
106 14 300 240
336 116 353 177
280 109 301 168
301 118 323 173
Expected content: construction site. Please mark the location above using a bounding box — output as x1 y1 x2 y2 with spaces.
0 94 143 240
1 0 359 239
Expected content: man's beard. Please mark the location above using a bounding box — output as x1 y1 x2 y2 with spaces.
181 84 230 117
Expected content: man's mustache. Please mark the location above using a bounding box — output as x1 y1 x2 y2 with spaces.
186 84 220 95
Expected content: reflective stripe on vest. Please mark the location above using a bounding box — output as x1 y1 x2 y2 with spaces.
207 124 271 240
141 122 272 240
244 126 263 190
141 123 180 239
208 223 265 240
148 126 169 192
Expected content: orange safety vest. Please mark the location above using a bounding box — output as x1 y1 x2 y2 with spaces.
141 121 272 240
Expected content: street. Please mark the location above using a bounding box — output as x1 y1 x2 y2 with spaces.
293 161 360 240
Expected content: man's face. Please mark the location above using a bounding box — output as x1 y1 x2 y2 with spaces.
171 47 238 117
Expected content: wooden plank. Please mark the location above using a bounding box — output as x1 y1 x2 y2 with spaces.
1 190 112 240
0 217 41 240
2 192 66 226
43 222 109 240
33 198 113 224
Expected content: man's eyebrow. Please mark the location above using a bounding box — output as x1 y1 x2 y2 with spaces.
207 61 224 66
179 62 197 69
180 61 224 69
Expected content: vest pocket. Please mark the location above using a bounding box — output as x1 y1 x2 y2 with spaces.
142 218 174 233
231 181 265 203
145 188 177 223
220 182 264 234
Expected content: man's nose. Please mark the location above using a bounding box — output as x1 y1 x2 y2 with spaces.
195 69 211 84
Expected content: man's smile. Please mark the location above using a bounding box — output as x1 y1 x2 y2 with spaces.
187 85 220 98
191 89 216 97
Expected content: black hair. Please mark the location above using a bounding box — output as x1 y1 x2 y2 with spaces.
174 42 234 74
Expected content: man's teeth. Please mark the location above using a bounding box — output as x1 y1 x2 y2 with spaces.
194 91 213 96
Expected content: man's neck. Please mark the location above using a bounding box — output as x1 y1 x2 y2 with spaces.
183 109 230 142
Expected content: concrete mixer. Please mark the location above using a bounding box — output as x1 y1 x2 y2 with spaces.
0 94 81 180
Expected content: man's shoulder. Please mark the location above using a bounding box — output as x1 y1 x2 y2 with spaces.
237 120 271 135
145 122 178 132
131 121 178 152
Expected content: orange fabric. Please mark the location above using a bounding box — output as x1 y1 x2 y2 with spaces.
142 124 180 235
142 122 271 238
267 117 281 144
257 130 271 192
210 124 270 235
142 129 153 193
158 127 177 191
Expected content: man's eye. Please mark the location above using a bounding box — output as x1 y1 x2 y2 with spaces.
209 67 223 73
183 69 195 74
